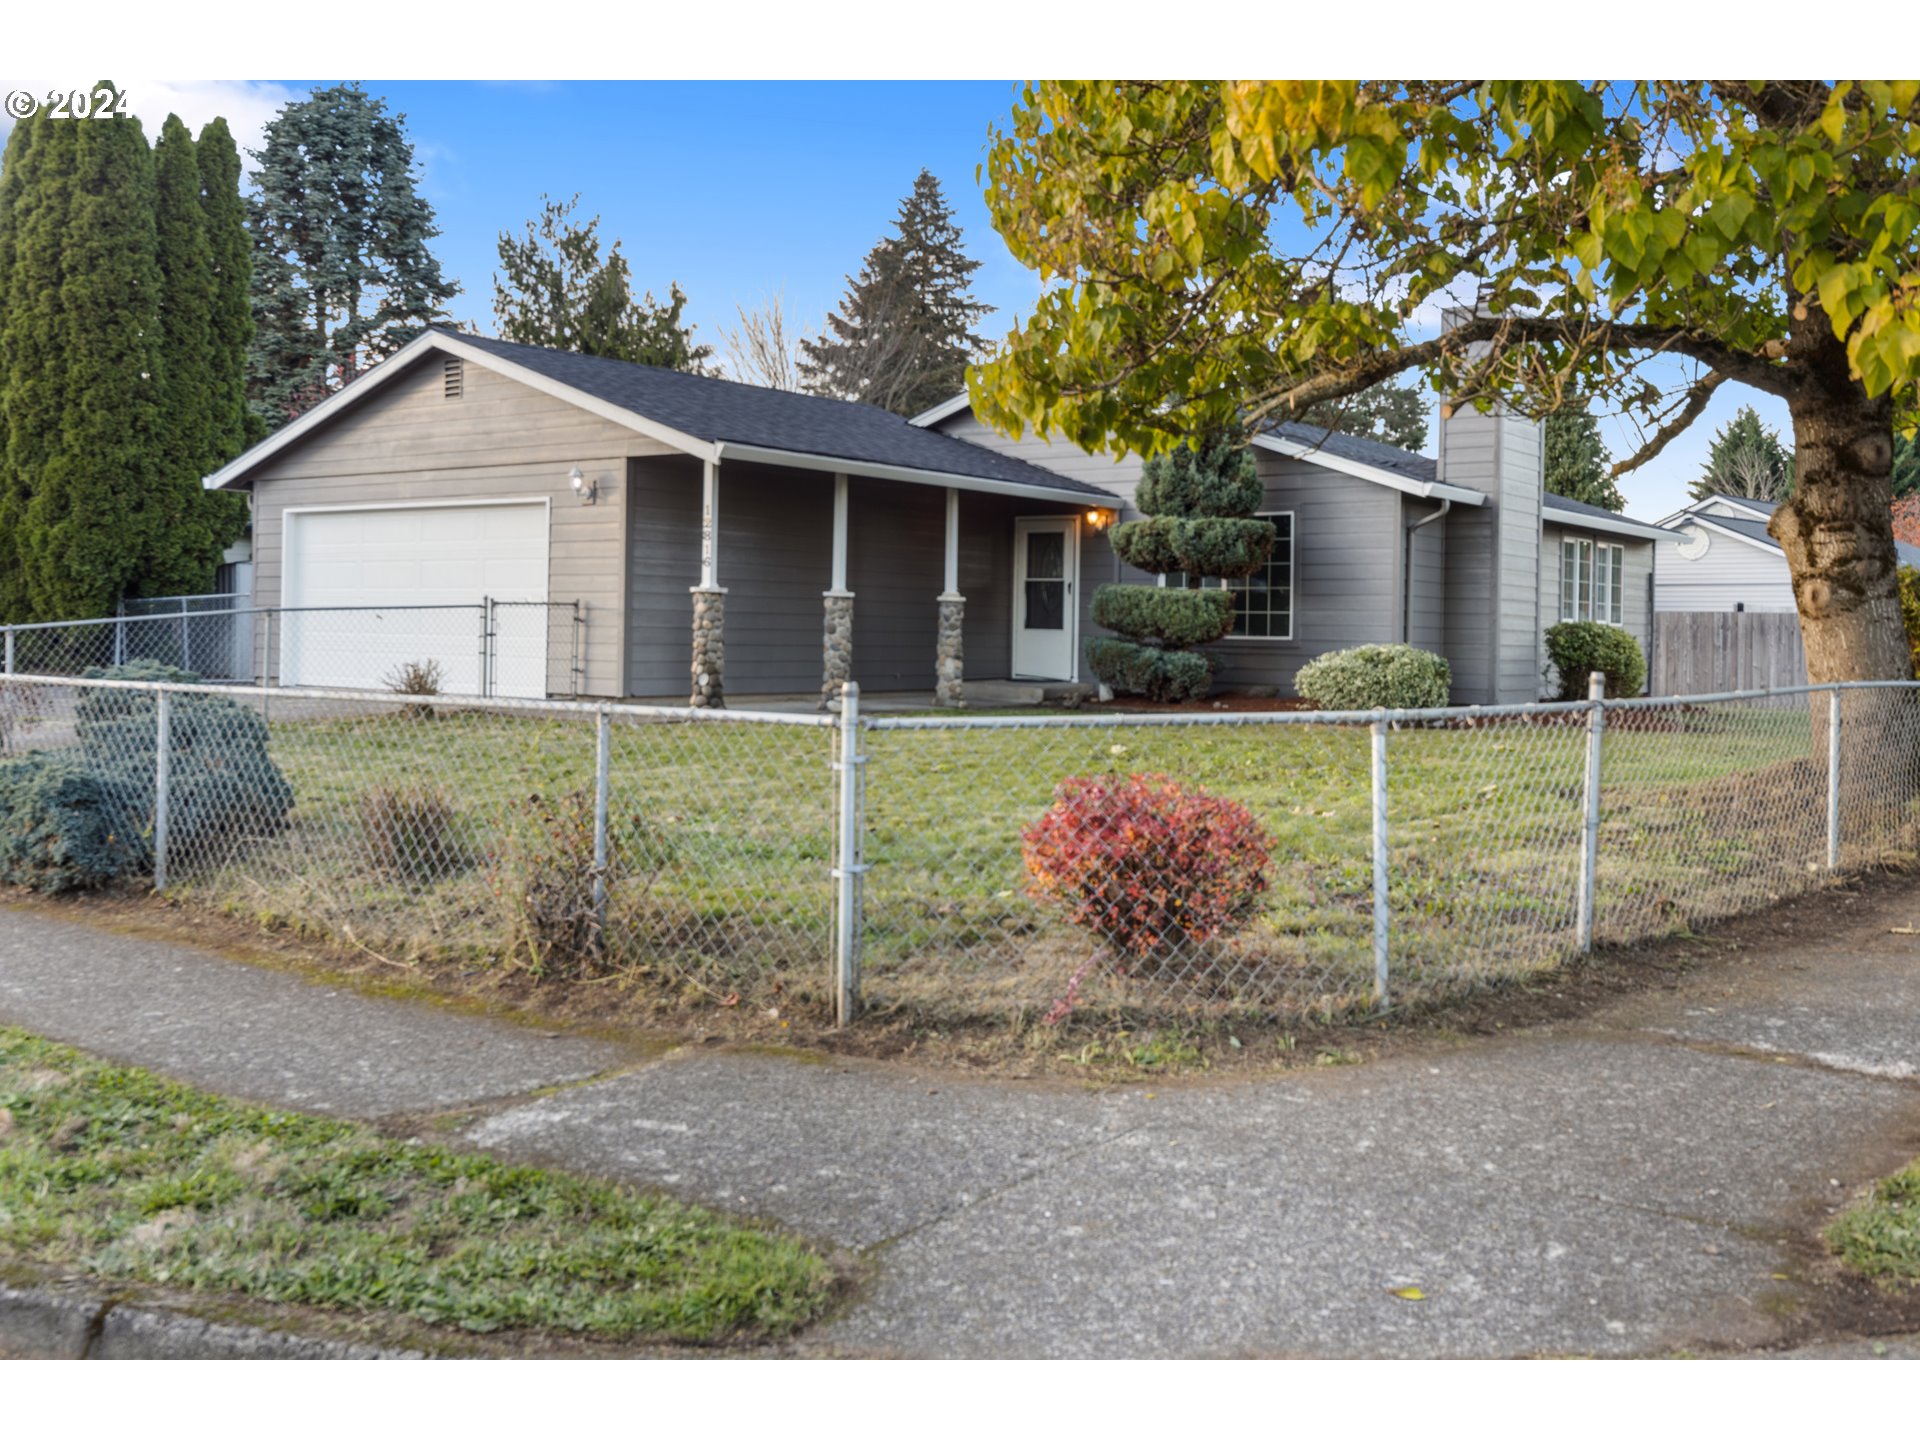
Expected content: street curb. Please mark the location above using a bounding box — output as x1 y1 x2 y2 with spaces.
0 1278 422 1360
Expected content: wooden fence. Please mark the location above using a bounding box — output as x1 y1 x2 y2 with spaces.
1651 610 1806 702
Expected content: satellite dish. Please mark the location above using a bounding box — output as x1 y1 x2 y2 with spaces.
1674 524 1711 560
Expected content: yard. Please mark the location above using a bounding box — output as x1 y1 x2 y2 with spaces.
87 686 1893 1032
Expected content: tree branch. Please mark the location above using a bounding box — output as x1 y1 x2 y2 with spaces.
1610 371 1728 477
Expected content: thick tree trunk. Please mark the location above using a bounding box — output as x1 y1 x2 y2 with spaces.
1770 342 1911 684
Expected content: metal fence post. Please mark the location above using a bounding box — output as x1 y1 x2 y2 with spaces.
833 681 865 1027
592 706 611 931
479 597 494 698
3 627 12 677
1576 671 1607 952
1370 715 1390 1011
1827 687 1843 870
113 615 126 667
152 687 172 893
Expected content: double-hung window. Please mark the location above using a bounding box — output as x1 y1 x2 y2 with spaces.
1158 511 1294 640
1560 537 1624 625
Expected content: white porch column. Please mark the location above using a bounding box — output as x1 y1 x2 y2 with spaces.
690 456 727 708
935 486 965 707
820 472 854 710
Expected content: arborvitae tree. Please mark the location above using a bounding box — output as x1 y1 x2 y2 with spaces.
0 100 249 622
196 118 260 454
16 105 172 617
1087 440 1275 702
800 169 990 416
1689 405 1796 502
1297 380 1430 452
0 111 77 620
248 84 457 425
493 193 713 370
1543 411 1625 511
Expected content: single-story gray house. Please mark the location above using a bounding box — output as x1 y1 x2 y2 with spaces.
204 326 1670 706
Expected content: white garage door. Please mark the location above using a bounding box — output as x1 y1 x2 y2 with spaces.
282 501 550 698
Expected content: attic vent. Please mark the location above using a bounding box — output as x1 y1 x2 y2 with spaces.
442 357 464 399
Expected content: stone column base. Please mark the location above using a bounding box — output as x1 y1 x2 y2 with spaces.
935 595 965 707
690 587 726 708
820 592 854 710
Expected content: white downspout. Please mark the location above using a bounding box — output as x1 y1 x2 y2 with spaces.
1403 498 1450 643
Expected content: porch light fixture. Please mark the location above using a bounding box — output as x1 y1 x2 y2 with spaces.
1085 507 1117 530
570 465 596 505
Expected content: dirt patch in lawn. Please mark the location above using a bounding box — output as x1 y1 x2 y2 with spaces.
10 859 1920 1084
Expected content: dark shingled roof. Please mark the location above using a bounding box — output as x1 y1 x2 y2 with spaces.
1544 492 1638 523
1705 510 1920 568
439 330 1116 498
1263 420 1439 484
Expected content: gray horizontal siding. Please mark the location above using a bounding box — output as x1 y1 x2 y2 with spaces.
246 352 674 698
1540 522 1656 695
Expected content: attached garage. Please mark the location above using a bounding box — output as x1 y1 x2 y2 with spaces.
281 499 551 698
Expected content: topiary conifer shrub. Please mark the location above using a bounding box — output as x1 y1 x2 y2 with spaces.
0 753 144 892
73 661 295 869
1295 644 1452 711
1089 438 1275 702
1543 622 1646 700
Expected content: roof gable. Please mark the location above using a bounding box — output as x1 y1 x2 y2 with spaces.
206 330 1118 503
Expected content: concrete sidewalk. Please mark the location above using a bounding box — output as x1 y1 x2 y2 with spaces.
4 899 1919 1358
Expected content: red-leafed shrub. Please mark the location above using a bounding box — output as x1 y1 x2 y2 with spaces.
1022 773 1272 965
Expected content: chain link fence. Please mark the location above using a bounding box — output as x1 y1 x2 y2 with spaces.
2 602 585 699
1 673 1917 1032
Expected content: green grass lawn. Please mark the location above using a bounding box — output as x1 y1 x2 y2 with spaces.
134 694 1886 1029
0 1025 836 1342
1828 1158 1920 1287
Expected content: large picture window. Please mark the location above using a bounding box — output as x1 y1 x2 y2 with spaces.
1159 511 1295 640
1560 537 1625 625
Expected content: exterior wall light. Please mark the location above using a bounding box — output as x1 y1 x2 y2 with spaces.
1085 507 1117 530
570 465 597 504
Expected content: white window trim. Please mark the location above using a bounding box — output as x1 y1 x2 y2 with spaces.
1221 509 1295 643
1559 536 1625 627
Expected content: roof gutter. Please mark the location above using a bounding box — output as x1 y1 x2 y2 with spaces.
1544 507 1673 543
711 441 1122 507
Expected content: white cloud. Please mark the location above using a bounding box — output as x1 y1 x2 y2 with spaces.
0 80 301 167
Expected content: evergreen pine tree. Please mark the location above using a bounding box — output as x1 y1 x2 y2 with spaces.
1543 411 1625 511
247 84 458 425
1087 439 1276 701
1689 405 1796 501
800 170 990 416
493 194 712 369
1892 433 1920 500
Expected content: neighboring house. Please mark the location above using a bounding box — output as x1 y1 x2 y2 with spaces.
1655 494 1920 613
203 326 1665 706
918 394 1667 703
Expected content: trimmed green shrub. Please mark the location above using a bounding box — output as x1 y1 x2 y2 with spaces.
1544 621 1646 699
1091 437 1273 702
0 753 143 892
1295 645 1452 710
1108 516 1275 578
1133 436 1263 518
1091 586 1235 647
1085 640 1214 702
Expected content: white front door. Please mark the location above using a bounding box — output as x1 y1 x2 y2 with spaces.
1012 516 1079 681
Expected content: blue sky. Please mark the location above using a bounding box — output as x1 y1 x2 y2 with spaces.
5 78 1795 518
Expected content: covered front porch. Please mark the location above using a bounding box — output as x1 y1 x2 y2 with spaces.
622 451 1118 708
